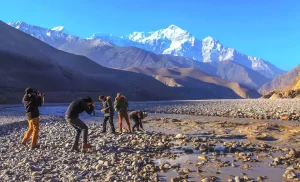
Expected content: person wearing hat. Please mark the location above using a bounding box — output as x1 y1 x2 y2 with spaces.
65 96 95 152
99 95 115 133
129 110 148 132
114 93 132 133
21 87 44 149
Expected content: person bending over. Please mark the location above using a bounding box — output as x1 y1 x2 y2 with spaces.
99 95 115 133
65 96 95 152
129 110 148 132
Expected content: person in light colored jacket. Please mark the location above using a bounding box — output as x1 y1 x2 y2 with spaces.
114 93 131 133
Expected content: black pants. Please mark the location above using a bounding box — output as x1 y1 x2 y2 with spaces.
67 118 88 147
102 115 115 132
131 116 143 131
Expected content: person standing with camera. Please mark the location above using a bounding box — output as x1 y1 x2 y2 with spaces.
21 87 44 149
99 95 115 134
65 96 95 152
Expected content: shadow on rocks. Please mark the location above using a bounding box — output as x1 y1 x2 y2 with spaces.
0 117 60 137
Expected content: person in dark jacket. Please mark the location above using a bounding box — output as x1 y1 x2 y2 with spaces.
65 96 95 152
114 93 132 133
21 87 43 149
129 110 148 132
99 95 115 133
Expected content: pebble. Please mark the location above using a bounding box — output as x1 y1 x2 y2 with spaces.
142 100 300 121
183 168 190 174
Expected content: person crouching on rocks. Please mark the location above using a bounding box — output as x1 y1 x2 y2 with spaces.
99 95 115 133
65 96 95 152
129 110 148 132
21 87 44 149
114 93 132 134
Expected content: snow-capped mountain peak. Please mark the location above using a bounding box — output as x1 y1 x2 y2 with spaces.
8 21 34 30
149 24 192 41
202 36 214 42
90 32 114 39
51 26 65 32
166 24 181 30
127 32 146 42
8 21 284 78
8 21 112 49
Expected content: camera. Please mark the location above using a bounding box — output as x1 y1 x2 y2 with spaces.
89 102 95 116
33 90 45 97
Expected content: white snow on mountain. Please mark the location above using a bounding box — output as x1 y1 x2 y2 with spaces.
51 26 65 32
8 21 284 78
8 21 112 49
90 25 284 78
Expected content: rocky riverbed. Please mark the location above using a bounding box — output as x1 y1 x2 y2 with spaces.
1 100 300 182
136 99 300 121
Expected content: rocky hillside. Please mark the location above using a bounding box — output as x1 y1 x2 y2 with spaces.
197 61 272 89
262 73 300 99
259 64 300 94
124 67 261 99
61 44 271 89
292 73 300 90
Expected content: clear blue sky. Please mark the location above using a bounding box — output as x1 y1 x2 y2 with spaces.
1 0 299 71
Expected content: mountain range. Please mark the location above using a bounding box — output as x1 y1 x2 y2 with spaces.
262 71 300 99
92 25 284 79
259 64 300 94
8 21 281 90
0 20 262 103
124 67 260 98
0 20 183 103
293 73 300 90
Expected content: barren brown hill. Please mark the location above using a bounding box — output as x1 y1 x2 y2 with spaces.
124 67 261 99
292 73 300 90
262 73 300 99
259 64 300 94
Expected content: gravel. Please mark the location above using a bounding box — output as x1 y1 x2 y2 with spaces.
133 99 300 121
0 115 176 181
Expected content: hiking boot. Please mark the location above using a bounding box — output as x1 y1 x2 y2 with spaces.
30 144 40 150
82 143 93 149
21 141 27 146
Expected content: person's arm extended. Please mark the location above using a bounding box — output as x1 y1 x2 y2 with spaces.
83 101 94 115
101 101 109 111
139 118 144 129
105 101 112 112
37 96 42 107
32 94 42 107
